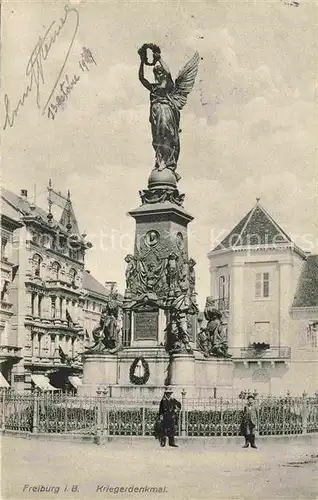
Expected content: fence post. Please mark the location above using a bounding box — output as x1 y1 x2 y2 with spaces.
101 387 108 438
220 397 224 436
142 405 146 436
181 389 186 437
0 389 6 432
301 392 308 435
95 388 102 444
32 390 39 434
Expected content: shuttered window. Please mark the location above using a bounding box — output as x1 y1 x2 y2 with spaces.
255 272 270 298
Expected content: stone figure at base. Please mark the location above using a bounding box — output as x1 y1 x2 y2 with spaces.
165 290 197 354
124 254 137 294
138 43 200 182
165 310 193 354
197 299 230 358
86 286 122 354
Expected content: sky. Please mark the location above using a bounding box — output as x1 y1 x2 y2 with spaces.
2 0 317 308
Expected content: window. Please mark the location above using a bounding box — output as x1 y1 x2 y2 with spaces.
306 322 318 348
59 297 63 319
255 272 270 298
51 297 56 318
218 275 226 299
38 295 42 317
51 262 60 280
33 254 43 277
31 293 35 316
69 268 77 286
1 238 8 259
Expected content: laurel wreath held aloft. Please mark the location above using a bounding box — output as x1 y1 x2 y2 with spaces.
138 43 161 66
129 356 150 385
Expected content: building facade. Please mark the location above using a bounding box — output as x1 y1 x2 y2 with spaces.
208 200 318 395
0 202 23 388
0 186 113 392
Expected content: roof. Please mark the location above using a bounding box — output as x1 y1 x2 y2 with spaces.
292 255 318 308
83 271 110 298
211 201 292 252
1 187 82 237
83 271 124 302
1 197 23 228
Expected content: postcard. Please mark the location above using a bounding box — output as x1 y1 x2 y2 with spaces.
1 0 317 499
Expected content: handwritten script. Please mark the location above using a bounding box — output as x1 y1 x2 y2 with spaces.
3 5 79 130
47 48 96 120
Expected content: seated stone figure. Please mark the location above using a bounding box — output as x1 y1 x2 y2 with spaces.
86 288 122 354
197 299 231 358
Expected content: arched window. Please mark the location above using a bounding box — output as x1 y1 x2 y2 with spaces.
33 254 43 277
51 261 61 281
69 268 77 286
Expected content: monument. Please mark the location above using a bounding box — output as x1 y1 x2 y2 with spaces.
80 44 232 398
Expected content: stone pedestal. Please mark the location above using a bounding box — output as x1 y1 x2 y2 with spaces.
170 353 195 386
79 354 118 396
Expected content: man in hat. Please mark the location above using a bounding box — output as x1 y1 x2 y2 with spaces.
240 394 259 449
158 387 181 447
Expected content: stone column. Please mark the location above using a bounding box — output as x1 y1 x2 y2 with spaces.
228 262 244 349
78 300 84 328
209 266 218 298
33 294 39 318
25 290 32 317
54 334 59 359
61 298 67 322
73 301 78 324
56 297 62 320
279 261 292 347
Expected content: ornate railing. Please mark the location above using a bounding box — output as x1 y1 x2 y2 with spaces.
210 298 229 312
1 390 317 439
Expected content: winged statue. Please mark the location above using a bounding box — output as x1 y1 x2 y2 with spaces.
138 44 200 182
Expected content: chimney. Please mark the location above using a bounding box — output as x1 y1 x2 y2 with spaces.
105 281 116 291
20 189 28 199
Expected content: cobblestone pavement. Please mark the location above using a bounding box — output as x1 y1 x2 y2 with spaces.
1 436 318 500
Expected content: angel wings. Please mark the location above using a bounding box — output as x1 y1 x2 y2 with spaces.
171 51 200 110
140 47 200 180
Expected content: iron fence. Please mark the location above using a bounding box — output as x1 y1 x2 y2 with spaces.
1 390 317 440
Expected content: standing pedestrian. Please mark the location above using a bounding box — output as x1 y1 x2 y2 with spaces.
157 387 181 447
240 394 259 449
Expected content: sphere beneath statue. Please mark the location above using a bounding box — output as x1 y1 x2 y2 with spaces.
148 169 177 189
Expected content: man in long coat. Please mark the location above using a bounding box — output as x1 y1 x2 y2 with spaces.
157 387 181 447
240 394 259 448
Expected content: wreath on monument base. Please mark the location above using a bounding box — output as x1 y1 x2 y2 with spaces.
129 356 150 385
